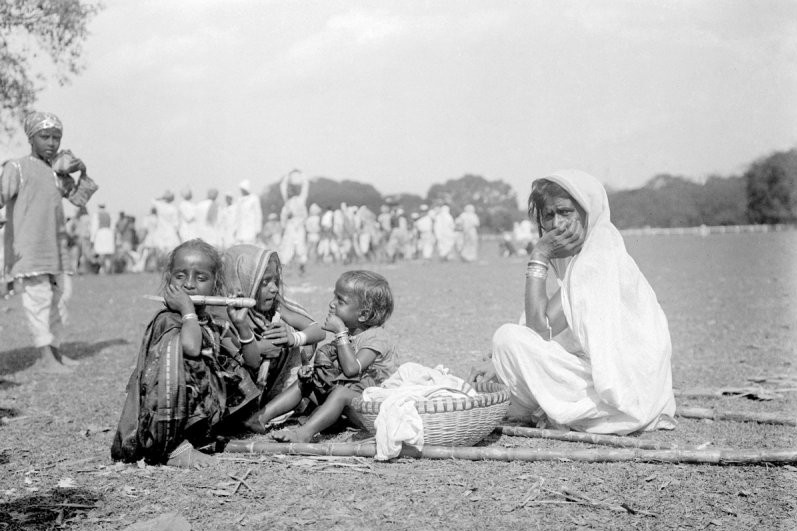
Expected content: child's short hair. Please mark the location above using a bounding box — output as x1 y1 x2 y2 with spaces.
339 270 393 328
161 239 225 295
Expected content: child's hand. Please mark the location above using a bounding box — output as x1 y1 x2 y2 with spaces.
164 283 194 315
226 291 248 327
297 365 313 380
72 157 87 175
262 321 291 346
322 313 346 334
227 305 248 327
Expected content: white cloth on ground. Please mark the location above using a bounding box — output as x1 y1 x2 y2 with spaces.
361 362 477 460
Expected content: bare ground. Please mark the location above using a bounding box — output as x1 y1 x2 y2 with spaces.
1 232 795 530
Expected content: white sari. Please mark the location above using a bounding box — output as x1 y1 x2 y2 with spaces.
492 170 676 434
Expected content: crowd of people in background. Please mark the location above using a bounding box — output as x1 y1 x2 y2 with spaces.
7 170 493 282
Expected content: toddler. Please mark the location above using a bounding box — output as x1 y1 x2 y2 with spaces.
258 270 398 442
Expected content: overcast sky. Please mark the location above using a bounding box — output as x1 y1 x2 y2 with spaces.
9 0 797 218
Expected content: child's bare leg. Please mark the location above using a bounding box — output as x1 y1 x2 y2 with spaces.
244 382 304 434
273 387 358 443
32 345 73 374
166 441 216 468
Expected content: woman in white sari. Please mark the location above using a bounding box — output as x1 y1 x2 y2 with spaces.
470 170 676 434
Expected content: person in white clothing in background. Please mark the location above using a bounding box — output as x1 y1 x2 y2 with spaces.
234 179 262 245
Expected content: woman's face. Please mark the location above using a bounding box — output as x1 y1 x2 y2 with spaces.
256 256 280 313
539 195 587 234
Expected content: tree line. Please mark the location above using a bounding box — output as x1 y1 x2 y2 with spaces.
259 148 797 232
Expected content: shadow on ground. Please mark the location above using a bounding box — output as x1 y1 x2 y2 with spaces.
0 488 101 530
0 339 129 376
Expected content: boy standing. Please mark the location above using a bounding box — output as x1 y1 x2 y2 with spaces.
0 111 98 373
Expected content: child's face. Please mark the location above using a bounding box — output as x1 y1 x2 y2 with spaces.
169 248 216 297
256 256 280 313
30 128 62 162
328 279 363 330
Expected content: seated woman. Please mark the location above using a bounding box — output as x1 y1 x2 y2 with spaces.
470 170 676 435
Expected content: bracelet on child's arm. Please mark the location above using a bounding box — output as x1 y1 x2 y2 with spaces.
355 357 362 375
181 313 198 322
291 330 307 347
334 331 350 345
544 316 552 341
239 332 255 345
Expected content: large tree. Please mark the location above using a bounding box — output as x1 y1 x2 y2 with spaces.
1 0 102 139
426 174 520 232
745 148 797 224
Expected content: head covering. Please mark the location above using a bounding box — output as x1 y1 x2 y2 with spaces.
222 245 312 331
24 111 62 138
538 169 675 431
239 179 251 192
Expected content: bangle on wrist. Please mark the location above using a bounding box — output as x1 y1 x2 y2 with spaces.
527 259 548 268
181 313 198 322
355 357 362 375
525 264 548 279
291 330 307 347
239 332 255 345
334 331 350 345
545 316 552 341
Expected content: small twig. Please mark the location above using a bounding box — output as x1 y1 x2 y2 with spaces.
228 468 253 494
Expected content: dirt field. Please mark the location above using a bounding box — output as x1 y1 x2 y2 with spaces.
1 232 795 530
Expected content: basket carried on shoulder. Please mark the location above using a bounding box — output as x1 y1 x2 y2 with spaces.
349 381 511 447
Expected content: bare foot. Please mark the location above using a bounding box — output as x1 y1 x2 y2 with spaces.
166 442 216 468
51 346 79 366
31 346 73 374
241 411 268 435
271 428 313 443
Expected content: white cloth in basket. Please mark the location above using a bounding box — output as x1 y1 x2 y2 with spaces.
362 362 476 460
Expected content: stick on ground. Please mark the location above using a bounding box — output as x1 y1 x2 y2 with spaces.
225 440 797 465
496 425 679 450
676 406 796 426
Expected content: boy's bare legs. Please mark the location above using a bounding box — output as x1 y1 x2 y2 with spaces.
243 381 304 434
50 345 79 366
32 345 73 374
272 386 358 443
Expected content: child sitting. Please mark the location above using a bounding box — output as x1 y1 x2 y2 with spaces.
222 245 325 428
257 270 398 442
111 239 260 467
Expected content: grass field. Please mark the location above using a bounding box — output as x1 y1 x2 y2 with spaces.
1 231 795 530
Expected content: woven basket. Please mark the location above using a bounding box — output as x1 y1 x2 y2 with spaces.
349 381 510 447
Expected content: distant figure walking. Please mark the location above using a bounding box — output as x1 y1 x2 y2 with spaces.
235 180 262 245
279 170 309 273
456 204 480 262
91 204 115 273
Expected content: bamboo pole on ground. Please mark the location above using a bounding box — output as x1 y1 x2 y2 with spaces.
224 440 797 465
495 426 679 450
676 406 796 426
